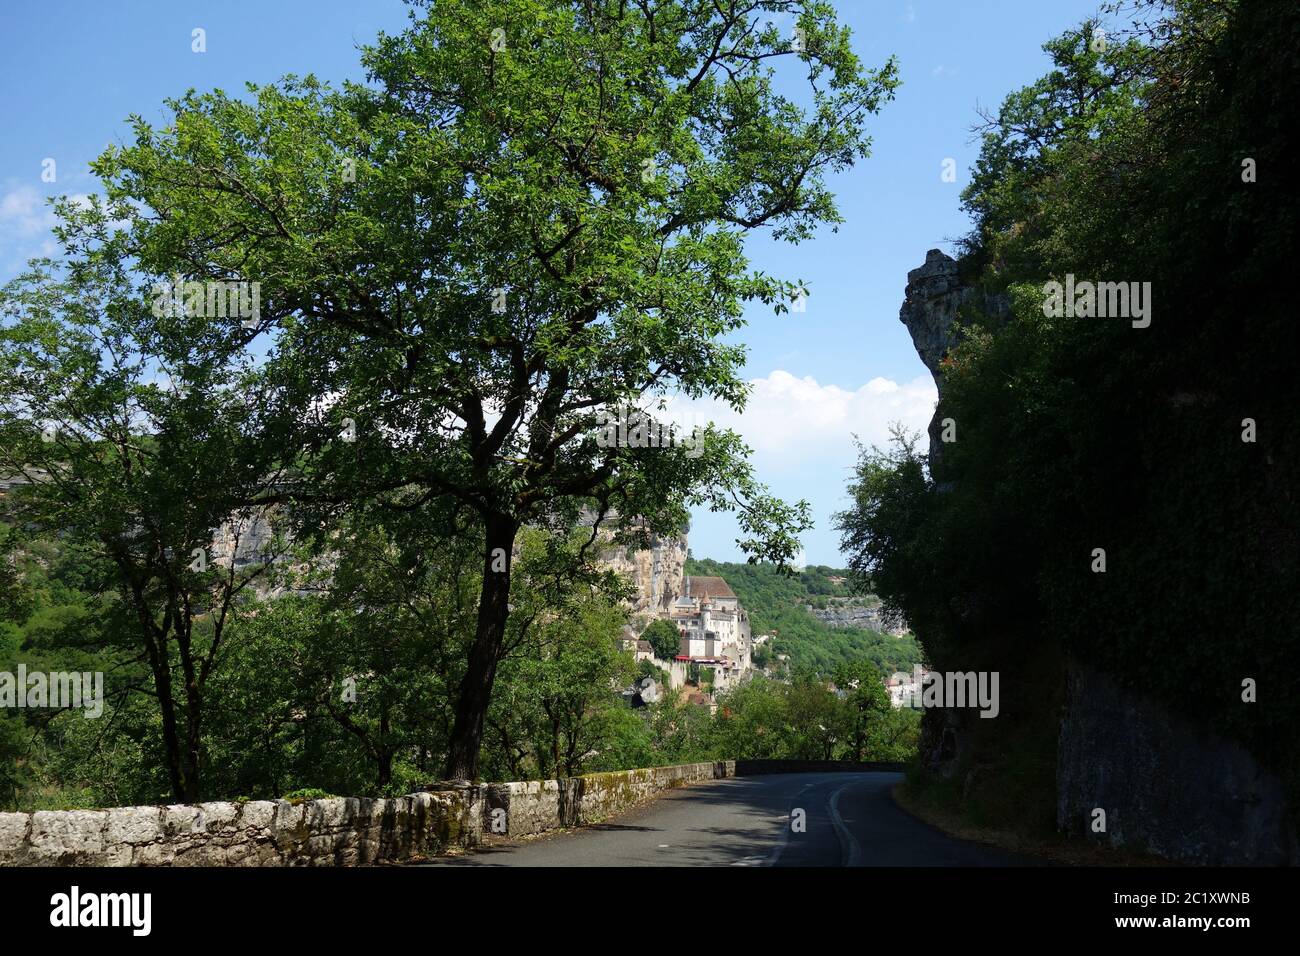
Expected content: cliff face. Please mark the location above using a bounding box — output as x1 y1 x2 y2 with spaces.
898 249 971 384
898 249 1008 483
897 249 1295 863
210 511 278 569
1058 663 1297 864
898 249 1001 780
805 599 907 636
598 533 688 616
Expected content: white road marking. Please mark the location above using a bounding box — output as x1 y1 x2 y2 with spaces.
829 782 864 867
765 779 822 866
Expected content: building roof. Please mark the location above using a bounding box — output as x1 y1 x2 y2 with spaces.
686 576 736 600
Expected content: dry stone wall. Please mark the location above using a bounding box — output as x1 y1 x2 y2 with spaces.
0 790 478 867
0 761 732 866
484 761 733 838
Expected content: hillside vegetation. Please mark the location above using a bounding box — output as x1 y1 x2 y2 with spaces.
685 557 923 675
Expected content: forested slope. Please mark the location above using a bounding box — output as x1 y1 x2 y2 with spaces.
685 557 923 675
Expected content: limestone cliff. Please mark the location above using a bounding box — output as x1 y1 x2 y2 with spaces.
898 248 1008 482
805 598 907 636
598 532 688 616
1058 663 1297 864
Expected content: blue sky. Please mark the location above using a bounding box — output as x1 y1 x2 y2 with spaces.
0 0 1105 564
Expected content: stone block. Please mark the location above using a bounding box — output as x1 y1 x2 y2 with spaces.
104 806 161 845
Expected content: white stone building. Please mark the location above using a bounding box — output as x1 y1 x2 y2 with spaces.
665 575 753 691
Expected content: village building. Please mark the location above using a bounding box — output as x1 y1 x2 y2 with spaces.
665 575 753 692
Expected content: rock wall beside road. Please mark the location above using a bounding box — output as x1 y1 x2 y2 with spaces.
0 761 734 866
0 790 476 866
1057 662 1298 865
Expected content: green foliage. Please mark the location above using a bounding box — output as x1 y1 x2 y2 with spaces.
0 243 302 801
586 705 658 774
636 658 669 685
640 618 681 661
282 788 336 804
711 670 919 762
489 589 635 779
0 530 168 809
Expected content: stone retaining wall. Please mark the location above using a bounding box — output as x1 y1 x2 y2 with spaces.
483 760 733 838
6 759 910 865
0 790 478 867
0 760 735 866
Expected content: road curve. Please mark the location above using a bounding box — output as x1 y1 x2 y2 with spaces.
423 771 1032 867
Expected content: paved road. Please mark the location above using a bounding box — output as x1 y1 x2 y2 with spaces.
424 772 1031 867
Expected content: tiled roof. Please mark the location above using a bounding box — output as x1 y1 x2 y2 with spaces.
687 575 735 600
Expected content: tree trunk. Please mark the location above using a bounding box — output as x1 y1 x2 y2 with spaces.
155 669 189 801
139 619 189 801
444 516 517 780
377 707 392 788
180 650 204 802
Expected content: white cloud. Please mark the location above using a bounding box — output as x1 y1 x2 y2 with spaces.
0 184 103 277
677 369 936 563
669 369 937 471
0 184 56 237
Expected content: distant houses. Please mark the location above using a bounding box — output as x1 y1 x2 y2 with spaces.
667 575 753 692
619 573 759 707
885 667 933 708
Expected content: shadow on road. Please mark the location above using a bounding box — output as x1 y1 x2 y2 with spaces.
419 772 1034 867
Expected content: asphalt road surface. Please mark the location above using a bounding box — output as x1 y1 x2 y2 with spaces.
423 771 1031 867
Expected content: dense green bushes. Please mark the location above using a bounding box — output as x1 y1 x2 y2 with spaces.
1 518 919 808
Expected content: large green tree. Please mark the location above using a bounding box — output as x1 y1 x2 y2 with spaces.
97 0 898 777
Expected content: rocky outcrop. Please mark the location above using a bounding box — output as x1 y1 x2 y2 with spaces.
805 599 907 635
210 510 279 569
898 249 1009 481
898 248 1297 863
899 249 1005 780
598 532 688 615
1057 663 1298 864
899 249 1010 388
